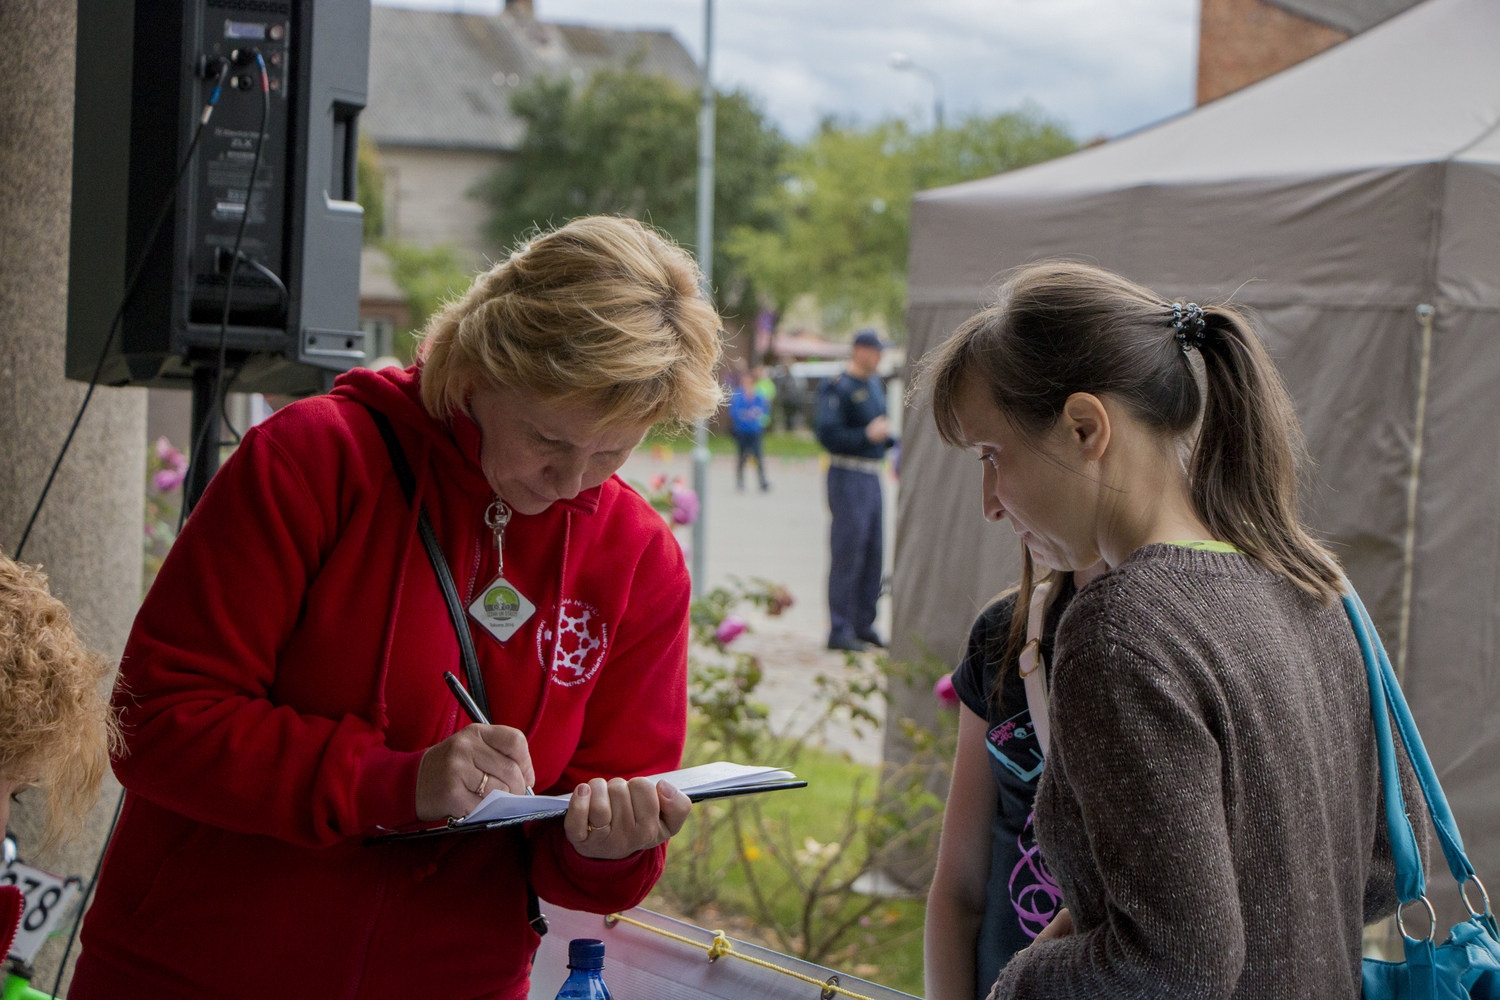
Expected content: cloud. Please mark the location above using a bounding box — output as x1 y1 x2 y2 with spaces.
379 0 1198 141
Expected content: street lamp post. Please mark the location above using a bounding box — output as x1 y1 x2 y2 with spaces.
889 52 944 130
691 0 715 597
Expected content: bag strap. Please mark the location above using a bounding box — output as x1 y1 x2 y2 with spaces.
1346 591 1478 883
1344 592 1428 905
1018 581 1054 756
1344 590 1496 936
363 404 492 722
362 404 548 936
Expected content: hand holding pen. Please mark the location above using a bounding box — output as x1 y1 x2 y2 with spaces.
412 671 536 822
441 671 534 797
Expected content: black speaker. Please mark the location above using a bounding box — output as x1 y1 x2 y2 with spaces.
66 0 370 395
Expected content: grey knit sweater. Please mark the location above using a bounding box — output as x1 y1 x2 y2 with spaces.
990 545 1424 999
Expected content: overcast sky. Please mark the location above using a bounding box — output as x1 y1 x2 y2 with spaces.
378 0 1201 143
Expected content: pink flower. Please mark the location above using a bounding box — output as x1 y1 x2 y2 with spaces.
715 614 747 646
155 436 188 473
152 468 186 493
933 673 959 709
669 483 699 526
648 473 667 491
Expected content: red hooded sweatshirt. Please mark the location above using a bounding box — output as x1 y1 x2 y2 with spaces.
73 366 689 999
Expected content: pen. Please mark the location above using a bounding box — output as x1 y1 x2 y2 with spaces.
442 670 533 795
443 670 489 724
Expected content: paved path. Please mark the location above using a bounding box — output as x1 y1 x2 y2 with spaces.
619 447 897 765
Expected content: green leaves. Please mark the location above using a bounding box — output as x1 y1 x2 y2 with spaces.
381 242 474 358
725 110 1077 335
356 134 386 243
476 70 788 316
474 68 1075 341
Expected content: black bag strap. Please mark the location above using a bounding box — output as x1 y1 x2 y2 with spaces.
362 404 491 721
362 404 548 937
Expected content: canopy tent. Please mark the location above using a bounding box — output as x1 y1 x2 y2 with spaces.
895 0 1500 920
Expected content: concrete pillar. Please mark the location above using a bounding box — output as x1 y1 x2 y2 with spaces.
0 0 146 992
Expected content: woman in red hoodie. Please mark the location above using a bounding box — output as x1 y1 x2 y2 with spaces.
73 216 725 999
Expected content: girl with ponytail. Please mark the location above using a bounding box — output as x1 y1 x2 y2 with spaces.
917 261 1421 1000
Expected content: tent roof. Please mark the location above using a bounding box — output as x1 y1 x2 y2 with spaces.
921 0 1500 200
1269 0 1421 33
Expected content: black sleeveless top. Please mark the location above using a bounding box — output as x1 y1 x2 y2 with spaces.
949 579 1074 1000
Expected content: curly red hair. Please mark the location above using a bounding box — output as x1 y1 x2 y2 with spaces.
0 553 120 847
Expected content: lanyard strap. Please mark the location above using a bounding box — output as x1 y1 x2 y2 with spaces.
362 404 492 722
1018 580 1054 756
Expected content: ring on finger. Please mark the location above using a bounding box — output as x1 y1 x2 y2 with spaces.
476 772 489 796
587 822 611 834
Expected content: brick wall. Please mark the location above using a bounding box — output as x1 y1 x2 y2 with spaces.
1197 0 1349 104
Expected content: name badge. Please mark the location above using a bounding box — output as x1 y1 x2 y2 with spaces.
468 575 536 643
3 860 81 964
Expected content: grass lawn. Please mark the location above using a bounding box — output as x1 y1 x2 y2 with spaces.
649 745 927 996
643 428 827 460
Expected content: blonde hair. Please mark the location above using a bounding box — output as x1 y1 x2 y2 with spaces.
918 259 1342 604
0 553 121 848
418 216 725 431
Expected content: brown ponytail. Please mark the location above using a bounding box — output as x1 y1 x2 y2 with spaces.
1191 307 1341 601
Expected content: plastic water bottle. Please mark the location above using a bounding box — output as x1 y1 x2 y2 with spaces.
553 938 612 999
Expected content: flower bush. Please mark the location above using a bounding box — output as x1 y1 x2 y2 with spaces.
143 437 187 590
656 578 954 983
714 613 748 647
933 672 959 709
633 474 699 528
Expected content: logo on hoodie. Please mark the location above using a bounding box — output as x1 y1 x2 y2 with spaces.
539 599 609 686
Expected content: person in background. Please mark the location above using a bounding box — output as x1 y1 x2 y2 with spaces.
815 329 895 652
917 260 1424 999
772 362 804 432
0 551 119 843
924 561 1103 1000
728 368 772 492
753 364 778 430
72 216 724 1000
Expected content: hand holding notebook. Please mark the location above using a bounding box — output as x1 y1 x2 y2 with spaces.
458 760 803 827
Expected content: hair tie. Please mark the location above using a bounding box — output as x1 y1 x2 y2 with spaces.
1171 302 1207 351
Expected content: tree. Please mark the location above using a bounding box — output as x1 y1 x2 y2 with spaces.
475 69 787 315
356 133 386 243
383 241 473 358
724 110 1077 335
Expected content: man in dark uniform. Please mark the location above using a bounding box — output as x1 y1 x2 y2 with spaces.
815 330 896 652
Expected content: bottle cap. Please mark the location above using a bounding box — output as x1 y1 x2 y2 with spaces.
567 938 605 970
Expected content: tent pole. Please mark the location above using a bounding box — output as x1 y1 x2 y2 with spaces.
1395 303 1434 684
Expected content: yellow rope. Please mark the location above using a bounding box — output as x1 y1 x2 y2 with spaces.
605 912 883 1000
